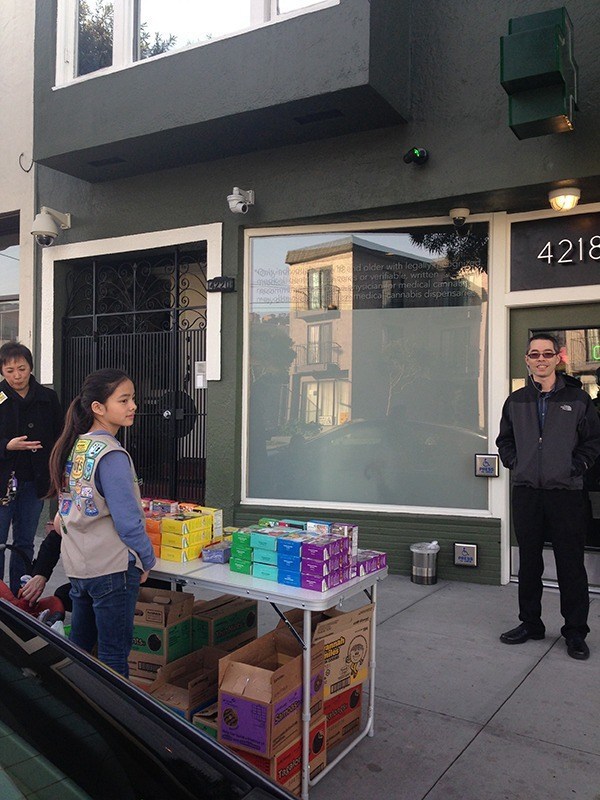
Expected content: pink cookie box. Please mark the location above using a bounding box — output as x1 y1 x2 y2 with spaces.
331 523 358 556
305 520 333 536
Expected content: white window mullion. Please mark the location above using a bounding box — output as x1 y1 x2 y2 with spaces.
55 0 78 85
113 0 135 68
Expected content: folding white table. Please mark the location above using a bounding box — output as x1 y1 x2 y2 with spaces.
151 558 388 799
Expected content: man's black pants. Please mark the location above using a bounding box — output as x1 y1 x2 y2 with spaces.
512 485 590 638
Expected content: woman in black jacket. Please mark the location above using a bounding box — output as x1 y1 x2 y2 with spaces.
0 341 63 595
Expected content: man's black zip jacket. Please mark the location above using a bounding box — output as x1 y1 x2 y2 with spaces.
496 373 600 490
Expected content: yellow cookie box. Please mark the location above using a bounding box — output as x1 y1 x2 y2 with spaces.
161 515 212 536
160 543 203 562
161 529 212 549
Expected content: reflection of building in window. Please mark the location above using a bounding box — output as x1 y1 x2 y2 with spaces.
307 267 334 310
301 379 349 427
285 234 485 431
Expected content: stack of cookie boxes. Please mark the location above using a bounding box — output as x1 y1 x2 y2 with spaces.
229 519 387 591
143 499 224 563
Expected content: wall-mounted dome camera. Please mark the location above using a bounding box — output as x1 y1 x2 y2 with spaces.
449 207 470 228
227 188 255 214
30 207 72 247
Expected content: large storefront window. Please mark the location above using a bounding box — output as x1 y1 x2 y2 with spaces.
246 225 490 510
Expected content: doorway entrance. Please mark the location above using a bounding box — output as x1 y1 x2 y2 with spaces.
510 304 600 589
61 243 207 503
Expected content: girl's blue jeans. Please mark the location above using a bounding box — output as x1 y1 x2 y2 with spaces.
69 560 141 678
0 481 44 595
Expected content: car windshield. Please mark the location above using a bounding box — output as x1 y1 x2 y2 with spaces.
0 601 291 800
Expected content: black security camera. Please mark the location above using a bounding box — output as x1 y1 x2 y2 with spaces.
403 147 429 165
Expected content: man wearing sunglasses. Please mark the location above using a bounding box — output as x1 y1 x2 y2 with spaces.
496 333 600 660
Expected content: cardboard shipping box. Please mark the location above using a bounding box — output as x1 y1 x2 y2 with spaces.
192 595 258 652
218 628 325 757
233 715 327 797
149 647 225 721
278 603 373 698
192 702 219 739
324 683 362 749
128 588 194 678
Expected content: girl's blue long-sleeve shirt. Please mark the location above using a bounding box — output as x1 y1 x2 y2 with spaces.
93 432 156 572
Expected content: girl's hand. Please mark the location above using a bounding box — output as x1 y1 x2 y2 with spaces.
140 570 150 584
19 575 47 607
7 436 42 451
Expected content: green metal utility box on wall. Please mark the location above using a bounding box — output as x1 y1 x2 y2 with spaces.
500 7 578 139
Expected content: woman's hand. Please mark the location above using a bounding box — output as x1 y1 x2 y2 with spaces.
19 575 47 607
140 570 150 584
7 436 42 451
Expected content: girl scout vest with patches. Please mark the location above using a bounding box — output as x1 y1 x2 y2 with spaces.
58 432 143 579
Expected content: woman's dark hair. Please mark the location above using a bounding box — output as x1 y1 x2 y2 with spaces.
0 340 34 370
47 368 131 497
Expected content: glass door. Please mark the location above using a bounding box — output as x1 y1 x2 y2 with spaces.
510 304 600 588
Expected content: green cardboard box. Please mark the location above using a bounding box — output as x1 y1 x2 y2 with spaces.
192 595 258 652
128 587 194 678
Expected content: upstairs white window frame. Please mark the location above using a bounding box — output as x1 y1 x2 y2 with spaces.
55 0 339 86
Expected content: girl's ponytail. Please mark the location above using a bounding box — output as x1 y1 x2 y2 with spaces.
47 394 94 497
46 368 130 497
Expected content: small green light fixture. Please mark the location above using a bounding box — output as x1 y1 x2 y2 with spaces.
403 147 429 165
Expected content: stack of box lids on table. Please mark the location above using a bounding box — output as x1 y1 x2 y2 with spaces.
143 497 229 563
229 517 387 591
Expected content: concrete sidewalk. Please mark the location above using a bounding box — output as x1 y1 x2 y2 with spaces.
40 536 600 800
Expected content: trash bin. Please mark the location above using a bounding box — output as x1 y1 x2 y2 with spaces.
410 540 440 585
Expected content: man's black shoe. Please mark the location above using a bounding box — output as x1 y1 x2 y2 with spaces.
500 623 545 645
566 635 590 660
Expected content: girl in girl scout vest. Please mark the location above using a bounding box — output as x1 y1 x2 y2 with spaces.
47 369 156 677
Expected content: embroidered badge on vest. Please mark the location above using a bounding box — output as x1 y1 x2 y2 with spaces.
84 499 99 517
88 441 107 458
0 392 7 404
560 404 573 411
75 438 91 453
59 497 72 515
83 458 95 480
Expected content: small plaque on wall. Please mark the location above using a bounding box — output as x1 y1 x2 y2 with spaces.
207 276 235 292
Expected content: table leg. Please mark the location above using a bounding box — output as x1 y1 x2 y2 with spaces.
301 607 311 800
367 580 377 737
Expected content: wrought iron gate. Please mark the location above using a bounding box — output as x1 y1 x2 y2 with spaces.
62 244 207 502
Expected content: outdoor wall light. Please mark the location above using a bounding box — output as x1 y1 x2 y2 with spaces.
227 187 255 214
548 187 581 211
30 206 72 247
403 147 429 165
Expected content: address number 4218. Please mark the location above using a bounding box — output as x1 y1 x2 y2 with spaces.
537 236 600 264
